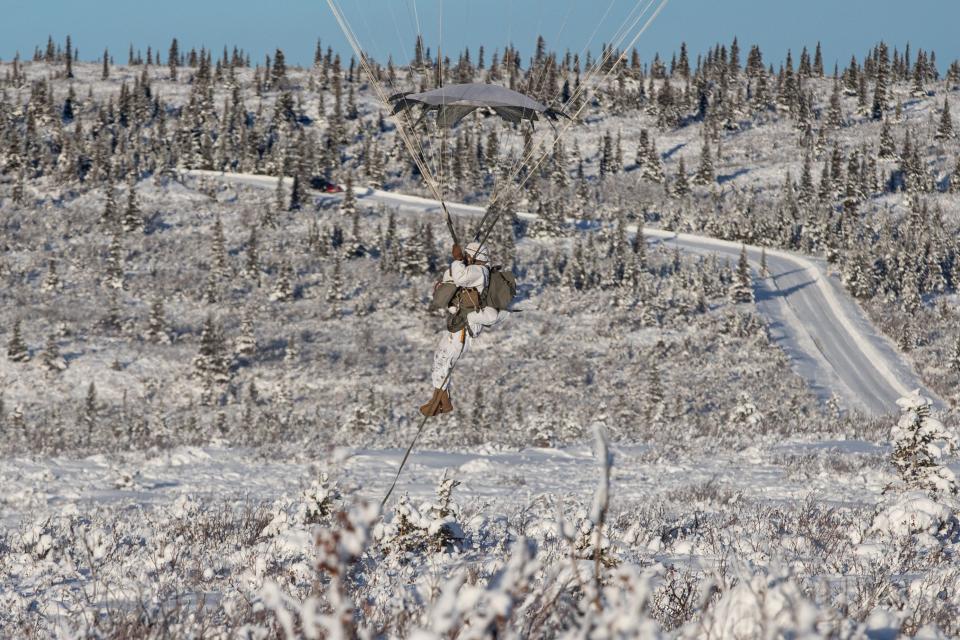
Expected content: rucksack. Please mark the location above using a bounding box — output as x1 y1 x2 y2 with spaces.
482 266 517 311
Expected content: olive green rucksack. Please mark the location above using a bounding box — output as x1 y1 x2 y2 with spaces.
482 266 517 311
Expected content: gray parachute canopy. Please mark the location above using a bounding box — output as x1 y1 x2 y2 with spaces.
389 82 569 128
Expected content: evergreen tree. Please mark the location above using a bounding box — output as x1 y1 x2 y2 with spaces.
729 245 754 303
826 77 844 127
41 258 61 293
7 319 30 362
345 202 366 258
101 181 117 226
950 157 960 194
326 254 346 312
105 232 125 290
102 48 110 80
81 382 98 445
289 175 304 211
193 315 230 384
340 173 357 218
244 227 261 284
645 360 664 421
271 48 288 88
935 98 954 141
65 34 74 79
878 118 897 159
41 333 67 373
272 175 286 221
911 59 926 97
169 38 179 80
234 310 257 360
211 214 228 280
146 297 170 343
122 176 142 233
694 140 715 185
270 258 294 302
284 334 300 363
672 157 690 198
889 391 958 496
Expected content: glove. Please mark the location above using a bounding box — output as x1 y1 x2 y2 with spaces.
452 243 464 261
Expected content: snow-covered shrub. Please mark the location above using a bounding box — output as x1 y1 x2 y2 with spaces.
375 470 467 554
871 391 960 548
296 471 342 525
686 564 829 639
871 491 959 548
888 390 958 497
411 537 542 639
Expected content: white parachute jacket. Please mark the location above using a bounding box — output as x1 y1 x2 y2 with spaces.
441 260 508 335
443 260 488 293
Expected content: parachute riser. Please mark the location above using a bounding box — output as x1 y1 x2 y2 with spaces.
440 201 460 246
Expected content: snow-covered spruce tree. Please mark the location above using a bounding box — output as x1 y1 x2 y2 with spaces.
339 172 356 218
41 333 67 373
643 134 665 183
210 214 228 280
729 245 754 303
233 310 257 362
326 254 346 313
888 391 958 497
243 227 261 285
694 140 715 186
672 157 690 198
41 258 60 293
826 77 844 128
168 38 179 80
80 382 98 445
7 319 30 362
270 259 294 302
935 98 954 141
104 232 125 290
344 203 365 258
193 315 230 384
101 180 117 227
122 176 142 233
146 297 169 344
878 118 897 159
271 48 288 89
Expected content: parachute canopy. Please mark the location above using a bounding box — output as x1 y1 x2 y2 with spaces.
389 82 569 128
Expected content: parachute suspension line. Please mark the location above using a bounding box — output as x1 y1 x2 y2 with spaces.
380 340 465 508
327 0 435 189
521 0 672 190
328 0 461 243
488 0 670 212
488 0 654 209
408 0 421 38
490 0 625 198
507 0 656 186
488 0 578 205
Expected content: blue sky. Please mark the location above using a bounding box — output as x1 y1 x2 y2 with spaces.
1 0 956 71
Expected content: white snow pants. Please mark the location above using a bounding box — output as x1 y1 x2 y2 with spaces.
431 308 507 390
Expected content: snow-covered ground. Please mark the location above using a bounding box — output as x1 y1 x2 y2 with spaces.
3 437 959 637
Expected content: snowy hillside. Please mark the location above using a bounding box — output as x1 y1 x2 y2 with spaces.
1 34 959 637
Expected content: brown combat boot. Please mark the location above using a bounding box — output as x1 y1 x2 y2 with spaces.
419 388 454 417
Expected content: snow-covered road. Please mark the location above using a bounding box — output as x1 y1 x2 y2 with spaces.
181 170 941 416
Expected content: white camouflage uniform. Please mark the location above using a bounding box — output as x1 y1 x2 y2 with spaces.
431 259 509 390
